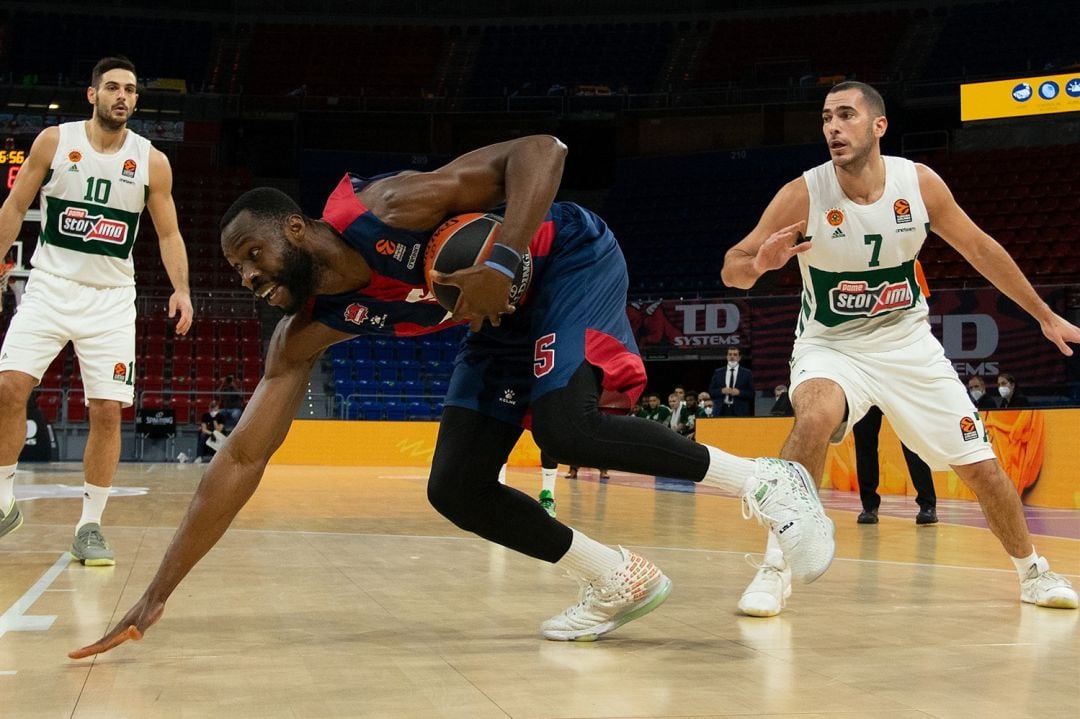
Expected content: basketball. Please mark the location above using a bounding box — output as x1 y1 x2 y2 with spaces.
424 212 533 311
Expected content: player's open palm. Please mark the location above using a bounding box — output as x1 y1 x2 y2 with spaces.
68 594 165 659
752 221 810 275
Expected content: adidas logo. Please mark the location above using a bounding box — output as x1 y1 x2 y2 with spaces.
67 164 80 173
831 227 845 239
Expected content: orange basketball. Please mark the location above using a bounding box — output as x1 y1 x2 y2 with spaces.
424 212 532 311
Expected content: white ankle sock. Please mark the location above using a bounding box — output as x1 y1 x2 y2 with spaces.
700 446 757 495
556 529 622 579
0 463 16 510
540 467 557 494
78 483 111 529
1011 548 1039 578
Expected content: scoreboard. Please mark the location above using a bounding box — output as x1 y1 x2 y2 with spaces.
1 135 32 205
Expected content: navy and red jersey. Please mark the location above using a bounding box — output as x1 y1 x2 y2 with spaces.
311 172 603 338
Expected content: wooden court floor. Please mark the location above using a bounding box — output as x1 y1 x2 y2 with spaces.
2 462 1078 718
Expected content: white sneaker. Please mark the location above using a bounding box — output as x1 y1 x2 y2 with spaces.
1020 556 1078 609
737 555 792 617
742 458 835 583
541 548 672 641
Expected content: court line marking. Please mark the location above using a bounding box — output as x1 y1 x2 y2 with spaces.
0 553 69 641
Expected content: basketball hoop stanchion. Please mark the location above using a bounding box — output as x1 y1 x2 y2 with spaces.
3 208 39 279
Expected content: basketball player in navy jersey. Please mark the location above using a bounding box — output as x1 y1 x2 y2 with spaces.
72 136 834 658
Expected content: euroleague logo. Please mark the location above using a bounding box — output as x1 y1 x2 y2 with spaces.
959 416 979 442
375 237 407 261
122 159 137 178
893 198 912 224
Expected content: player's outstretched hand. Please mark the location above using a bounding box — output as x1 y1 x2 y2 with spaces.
430 266 515 333
752 221 810 275
1040 313 1080 357
68 595 165 660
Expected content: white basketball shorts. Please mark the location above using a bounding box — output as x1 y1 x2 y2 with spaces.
788 331 996 470
0 270 136 406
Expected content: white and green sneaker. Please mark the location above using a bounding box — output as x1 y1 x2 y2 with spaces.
742 458 835 584
71 522 115 566
541 548 671 641
538 489 557 518
0 499 23 539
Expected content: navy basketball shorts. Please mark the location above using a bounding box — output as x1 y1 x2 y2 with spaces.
443 218 646 427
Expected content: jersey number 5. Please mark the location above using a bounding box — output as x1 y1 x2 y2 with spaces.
534 333 556 377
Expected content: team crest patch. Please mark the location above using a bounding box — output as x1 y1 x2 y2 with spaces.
112 362 127 382
826 208 844 227
893 199 912 224
959 416 979 442
68 150 82 163
122 159 137 178
343 303 369 325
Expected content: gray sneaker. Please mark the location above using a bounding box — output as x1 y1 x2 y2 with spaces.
71 522 115 566
0 499 23 539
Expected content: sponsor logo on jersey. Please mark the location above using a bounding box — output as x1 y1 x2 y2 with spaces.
67 164 80 173
406 243 421 269
831 227 845 239
122 159 137 178
499 388 517 406
828 278 915 317
68 150 82 163
375 238 397 256
58 207 129 244
826 208 844 227
959 416 979 441
112 362 127 382
893 198 912 224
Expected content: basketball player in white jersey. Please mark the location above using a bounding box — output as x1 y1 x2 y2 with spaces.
0 56 193 563
722 81 1078 615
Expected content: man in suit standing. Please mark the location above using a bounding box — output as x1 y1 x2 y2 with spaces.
709 347 755 416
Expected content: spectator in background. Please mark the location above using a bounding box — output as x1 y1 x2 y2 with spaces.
666 392 689 433
996 373 1028 408
966 375 998 410
697 391 714 417
217 375 243 429
639 392 672 425
708 347 755 417
683 392 706 440
196 400 226 463
770 384 794 417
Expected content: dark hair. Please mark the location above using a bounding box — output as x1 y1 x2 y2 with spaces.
220 187 304 233
91 56 137 88
828 80 886 117
999 373 1017 387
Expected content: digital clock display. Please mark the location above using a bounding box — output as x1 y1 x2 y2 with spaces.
1 138 30 200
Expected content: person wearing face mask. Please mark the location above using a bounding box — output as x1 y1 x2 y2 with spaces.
996 373 1028 408
966 375 998 411
708 347 755 417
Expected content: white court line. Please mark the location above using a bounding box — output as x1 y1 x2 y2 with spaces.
0 553 69 641
0 670 17 676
